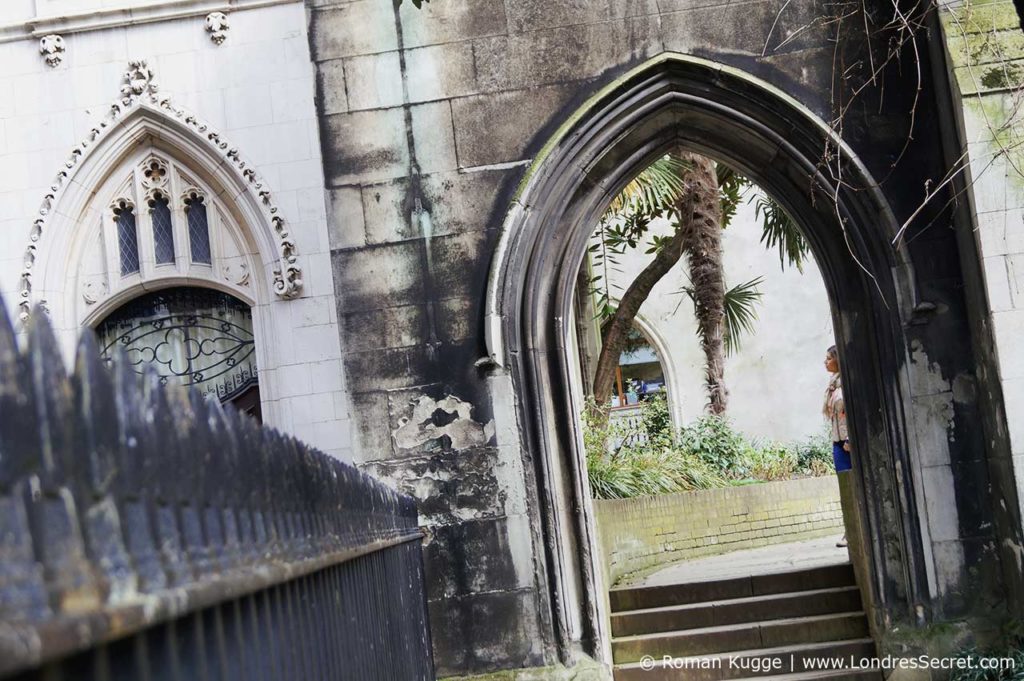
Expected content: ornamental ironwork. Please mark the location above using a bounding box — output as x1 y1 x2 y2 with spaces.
96 287 257 402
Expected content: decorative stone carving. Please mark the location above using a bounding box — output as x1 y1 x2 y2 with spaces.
223 262 250 287
18 60 303 321
82 279 108 305
205 12 229 45
39 34 65 67
140 156 170 202
121 60 157 97
182 187 206 207
110 197 135 216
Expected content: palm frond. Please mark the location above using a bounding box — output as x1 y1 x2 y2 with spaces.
606 154 691 217
723 277 764 356
753 196 809 272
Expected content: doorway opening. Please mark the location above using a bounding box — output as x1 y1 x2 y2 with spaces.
95 286 261 421
485 54 930 671
574 152 867 674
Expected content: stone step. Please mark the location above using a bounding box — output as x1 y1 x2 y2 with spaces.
612 587 864 637
613 638 877 681
610 564 856 613
612 612 869 664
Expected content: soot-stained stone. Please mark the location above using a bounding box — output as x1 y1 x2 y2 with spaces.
474 19 662 93
361 447 508 524
450 81 593 168
341 305 427 352
386 386 495 455
397 0 509 50
348 391 394 461
427 231 496 302
428 590 545 676
660 1 829 59
309 2 398 61
332 241 427 313
422 517 522 601
320 108 409 186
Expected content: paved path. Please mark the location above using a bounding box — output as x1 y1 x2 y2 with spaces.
635 534 850 587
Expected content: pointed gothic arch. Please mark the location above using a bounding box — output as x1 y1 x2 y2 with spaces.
18 60 302 328
17 60 312 424
484 53 935 664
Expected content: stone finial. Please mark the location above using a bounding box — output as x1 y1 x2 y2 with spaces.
39 34 65 67
205 12 229 45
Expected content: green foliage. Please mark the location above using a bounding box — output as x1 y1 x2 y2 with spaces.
588 155 804 347
583 397 835 499
716 165 746 226
745 433 833 480
583 396 726 500
950 623 1024 681
949 647 1024 681
607 155 691 218
676 415 753 477
675 276 764 356
754 194 810 272
791 430 834 472
722 277 764 355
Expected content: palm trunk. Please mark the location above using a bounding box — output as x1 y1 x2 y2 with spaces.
681 156 728 414
592 213 690 408
591 153 728 414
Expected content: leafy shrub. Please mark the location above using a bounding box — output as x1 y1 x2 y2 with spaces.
793 431 834 472
676 415 752 477
584 397 725 499
586 443 726 500
744 441 799 481
583 397 836 500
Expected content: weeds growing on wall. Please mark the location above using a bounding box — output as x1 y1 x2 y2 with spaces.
584 395 833 499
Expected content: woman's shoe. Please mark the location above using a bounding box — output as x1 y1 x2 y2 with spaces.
836 535 848 548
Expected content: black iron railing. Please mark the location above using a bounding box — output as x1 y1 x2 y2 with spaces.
0 305 434 680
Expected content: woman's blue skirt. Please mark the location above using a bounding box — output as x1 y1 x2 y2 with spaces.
833 441 852 472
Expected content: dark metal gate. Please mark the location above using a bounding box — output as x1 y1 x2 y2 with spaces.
0 306 435 680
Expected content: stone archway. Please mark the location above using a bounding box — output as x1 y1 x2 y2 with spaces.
485 53 932 664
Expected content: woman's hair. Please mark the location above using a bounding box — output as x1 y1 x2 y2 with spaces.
827 345 838 359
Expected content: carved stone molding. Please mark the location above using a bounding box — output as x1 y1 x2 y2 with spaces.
110 197 135 216
39 34 65 67
18 59 303 321
205 12 229 45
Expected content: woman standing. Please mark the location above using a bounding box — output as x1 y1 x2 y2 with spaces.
824 345 851 547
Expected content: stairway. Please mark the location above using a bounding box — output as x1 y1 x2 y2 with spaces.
610 563 880 681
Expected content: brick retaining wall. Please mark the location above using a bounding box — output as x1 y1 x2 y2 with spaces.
595 476 843 585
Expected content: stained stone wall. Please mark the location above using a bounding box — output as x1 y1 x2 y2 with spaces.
308 0 1021 677
938 1 1024 603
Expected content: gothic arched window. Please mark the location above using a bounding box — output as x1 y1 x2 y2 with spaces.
150 192 175 265
113 199 140 276
103 154 239 289
184 189 212 264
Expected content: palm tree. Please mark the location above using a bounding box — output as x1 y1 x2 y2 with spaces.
589 151 807 414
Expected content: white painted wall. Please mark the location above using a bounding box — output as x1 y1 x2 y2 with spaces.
0 0 355 460
594 192 835 443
